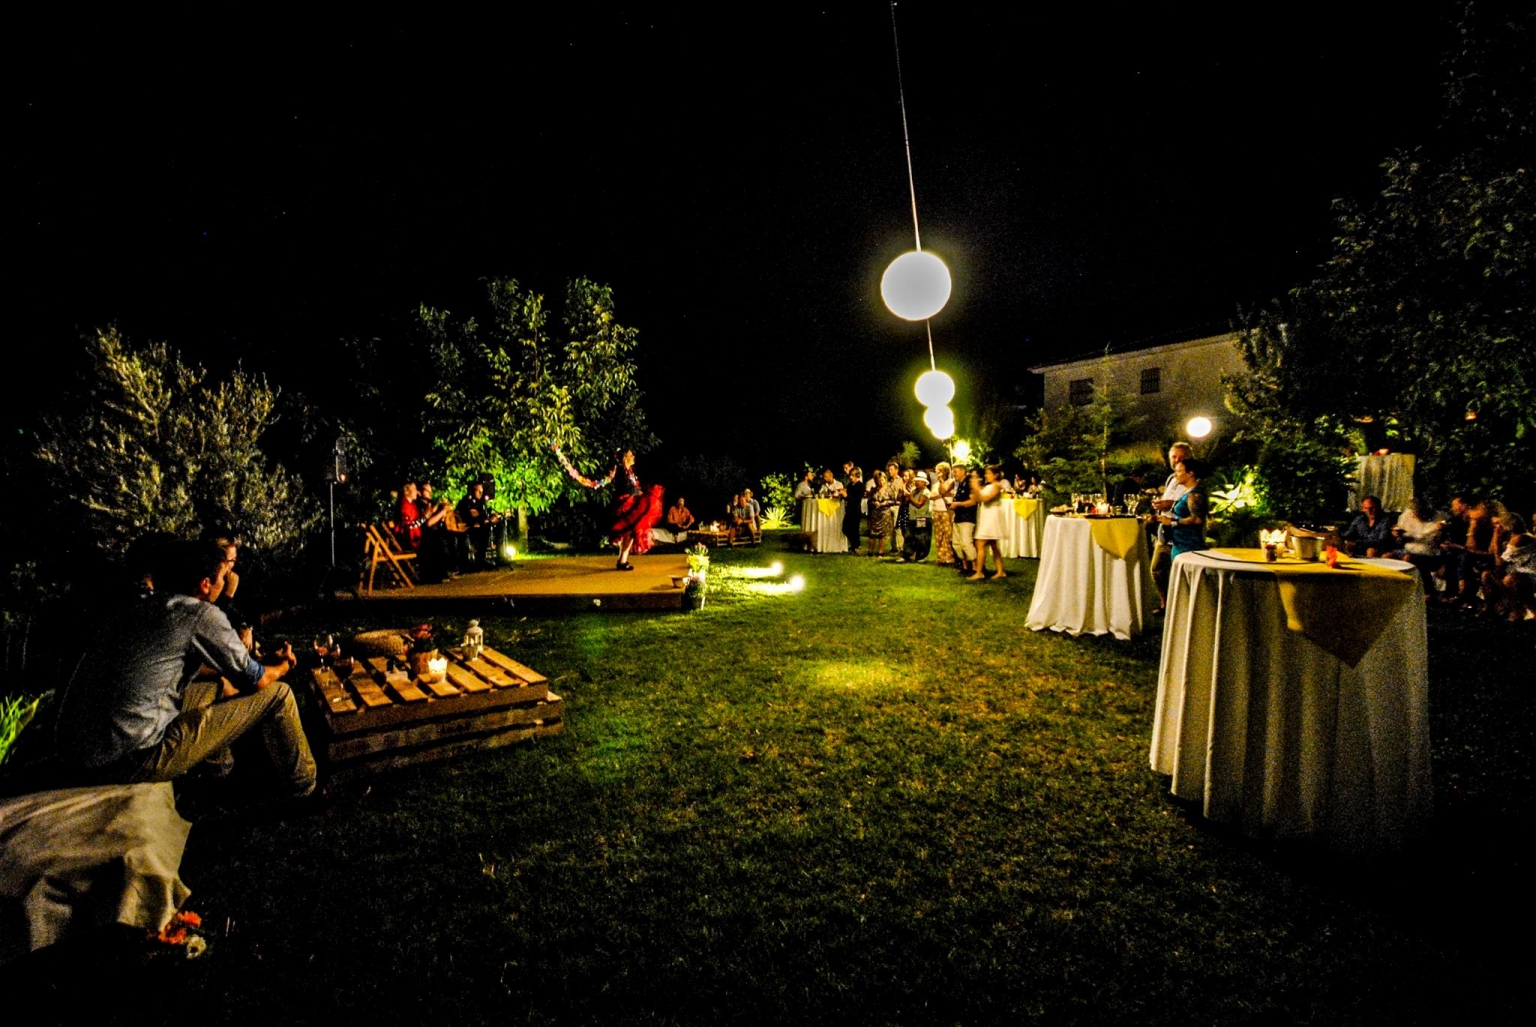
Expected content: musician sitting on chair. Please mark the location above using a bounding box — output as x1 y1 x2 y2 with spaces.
454 481 501 570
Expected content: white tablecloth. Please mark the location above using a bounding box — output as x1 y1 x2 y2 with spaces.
1000 497 1047 559
1025 516 1153 640
1149 551 1430 853
800 499 848 553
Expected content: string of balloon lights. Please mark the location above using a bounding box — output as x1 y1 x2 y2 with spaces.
879 2 958 445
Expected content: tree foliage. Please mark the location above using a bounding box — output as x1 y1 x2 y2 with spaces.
419 277 656 520
33 327 319 563
1015 376 1127 502
1231 8 1533 508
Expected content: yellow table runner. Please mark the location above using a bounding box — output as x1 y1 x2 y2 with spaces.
1012 497 1039 520
1088 517 1142 560
1208 549 1417 667
816 498 841 518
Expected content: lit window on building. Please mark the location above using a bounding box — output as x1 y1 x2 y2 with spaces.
1140 367 1161 395
1069 378 1094 406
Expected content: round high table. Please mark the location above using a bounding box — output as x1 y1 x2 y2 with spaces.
1149 550 1429 853
800 498 848 553
1025 515 1153 640
1000 496 1047 559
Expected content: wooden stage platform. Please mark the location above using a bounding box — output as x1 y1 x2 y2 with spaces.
356 553 691 612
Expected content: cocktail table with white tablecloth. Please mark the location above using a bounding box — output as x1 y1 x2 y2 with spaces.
1000 496 1046 559
800 498 848 553
1025 515 1153 640
1149 549 1429 853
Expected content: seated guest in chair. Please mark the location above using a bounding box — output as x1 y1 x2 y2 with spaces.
1480 514 1536 621
53 539 316 803
1387 496 1447 597
729 492 757 544
742 488 762 540
654 496 695 546
1441 496 1497 608
1342 495 1396 558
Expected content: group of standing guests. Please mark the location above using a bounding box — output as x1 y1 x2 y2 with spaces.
797 460 1017 581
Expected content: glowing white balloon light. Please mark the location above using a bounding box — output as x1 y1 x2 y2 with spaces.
951 440 972 462
1186 416 1213 440
881 251 951 321
924 404 955 438
914 369 956 407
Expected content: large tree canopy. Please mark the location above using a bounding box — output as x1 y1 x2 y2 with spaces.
419 277 656 519
1231 8 1532 507
33 327 319 563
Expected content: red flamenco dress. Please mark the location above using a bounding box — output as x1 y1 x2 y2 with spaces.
611 466 665 554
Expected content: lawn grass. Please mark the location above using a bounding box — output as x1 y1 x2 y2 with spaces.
38 536 1535 1024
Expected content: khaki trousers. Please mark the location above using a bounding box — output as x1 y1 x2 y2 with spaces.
117 679 317 798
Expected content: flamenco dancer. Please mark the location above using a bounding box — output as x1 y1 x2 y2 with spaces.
553 444 665 570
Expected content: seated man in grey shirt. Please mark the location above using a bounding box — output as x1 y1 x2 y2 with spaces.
54 539 316 801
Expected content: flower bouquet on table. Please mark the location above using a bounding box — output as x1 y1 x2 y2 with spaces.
405 623 440 681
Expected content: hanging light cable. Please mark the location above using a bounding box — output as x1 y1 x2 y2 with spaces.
881 2 952 334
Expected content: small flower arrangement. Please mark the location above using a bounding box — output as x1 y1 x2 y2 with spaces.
408 624 436 653
148 909 210 960
685 544 711 578
406 624 439 680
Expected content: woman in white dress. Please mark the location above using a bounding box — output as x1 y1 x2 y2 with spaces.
969 466 1007 581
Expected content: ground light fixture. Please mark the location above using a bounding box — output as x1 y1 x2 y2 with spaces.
734 563 787 579
1186 416 1213 440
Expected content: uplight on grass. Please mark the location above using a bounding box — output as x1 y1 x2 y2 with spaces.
502 544 517 561
747 574 805 596
732 562 786 580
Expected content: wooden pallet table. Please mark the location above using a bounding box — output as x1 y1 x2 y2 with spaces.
306 644 562 773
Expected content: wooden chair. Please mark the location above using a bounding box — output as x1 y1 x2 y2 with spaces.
360 523 419 593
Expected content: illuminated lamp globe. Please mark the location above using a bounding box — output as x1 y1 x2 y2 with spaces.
914 369 956 407
924 404 955 439
881 251 951 321
951 440 972 462
1186 416 1213 440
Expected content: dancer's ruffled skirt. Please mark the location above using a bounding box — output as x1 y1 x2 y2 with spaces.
611 485 666 554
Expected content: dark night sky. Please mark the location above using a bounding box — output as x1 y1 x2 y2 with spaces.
14 6 1454 476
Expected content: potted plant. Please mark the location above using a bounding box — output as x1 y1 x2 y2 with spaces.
406 623 438 680
683 544 710 610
